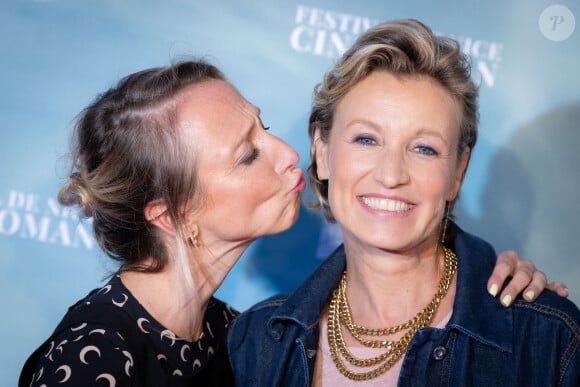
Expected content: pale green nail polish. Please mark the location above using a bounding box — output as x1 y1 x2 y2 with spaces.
525 290 535 301
489 283 499 297
502 295 512 307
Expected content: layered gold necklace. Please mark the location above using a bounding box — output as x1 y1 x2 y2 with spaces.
327 246 458 381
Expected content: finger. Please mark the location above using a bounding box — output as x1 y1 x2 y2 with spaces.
547 282 569 298
487 250 518 297
498 260 538 307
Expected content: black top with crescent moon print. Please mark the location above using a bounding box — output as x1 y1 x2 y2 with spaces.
27 275 239 386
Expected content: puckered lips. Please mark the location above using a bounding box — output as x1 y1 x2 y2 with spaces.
290 169 306 193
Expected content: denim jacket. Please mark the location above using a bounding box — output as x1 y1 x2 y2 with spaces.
227 224 580 386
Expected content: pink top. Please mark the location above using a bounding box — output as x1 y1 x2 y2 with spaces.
317 310 453 386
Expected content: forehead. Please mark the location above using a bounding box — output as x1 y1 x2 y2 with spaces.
178 79 255 120
336 71 461 128
343 70 457 110
177 79 258 135
176 79 257 160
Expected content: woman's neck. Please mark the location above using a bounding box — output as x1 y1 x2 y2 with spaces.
120 240 246 342
342 240 455 330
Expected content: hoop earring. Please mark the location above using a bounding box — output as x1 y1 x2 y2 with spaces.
441 201 451 244
188 226 199 248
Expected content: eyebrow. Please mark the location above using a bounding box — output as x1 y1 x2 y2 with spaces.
414 128 450 145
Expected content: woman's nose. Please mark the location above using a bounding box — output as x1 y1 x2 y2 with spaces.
267 132 300 173
374 148 410 188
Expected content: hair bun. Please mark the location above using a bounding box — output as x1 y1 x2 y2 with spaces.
58 171 94 217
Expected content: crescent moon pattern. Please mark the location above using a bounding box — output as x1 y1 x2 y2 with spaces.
31 276 239 384
122 350 133 377
206 322 214 338
44 341 55 358
55 364 71 383
224 304 236 321
111 293 128 308
160 330 176 346
97 284 112 294
137 318 150 334
55 340 68 353
71 322 87 331
79 345 101 364
157 354 168 362
35 366 44 381
180 344 190 362
96 373 116 387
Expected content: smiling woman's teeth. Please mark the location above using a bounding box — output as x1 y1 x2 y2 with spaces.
361 197 412 212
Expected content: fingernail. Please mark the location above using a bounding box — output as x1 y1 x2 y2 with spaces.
489 283 499 297
502 295 512 307
525 290 535 301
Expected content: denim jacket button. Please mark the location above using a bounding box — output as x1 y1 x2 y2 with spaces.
306 349 317 359
433 346 446 360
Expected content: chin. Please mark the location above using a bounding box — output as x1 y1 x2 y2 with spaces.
270 213 300 236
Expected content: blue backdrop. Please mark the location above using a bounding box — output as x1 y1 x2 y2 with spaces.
1 1 579 385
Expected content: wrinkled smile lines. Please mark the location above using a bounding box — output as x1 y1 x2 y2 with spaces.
360 196 413 212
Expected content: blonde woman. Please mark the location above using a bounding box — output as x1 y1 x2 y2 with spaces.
228 19 579 386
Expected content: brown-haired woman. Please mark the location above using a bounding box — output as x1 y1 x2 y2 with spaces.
19 60 305 386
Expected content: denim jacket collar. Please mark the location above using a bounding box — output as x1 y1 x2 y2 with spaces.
448 225 513 353
267 223 513 353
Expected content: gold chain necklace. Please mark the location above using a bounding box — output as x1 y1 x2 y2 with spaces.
327 246 458 381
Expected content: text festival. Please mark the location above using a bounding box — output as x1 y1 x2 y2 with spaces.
0 190 94 250
290 5 503 88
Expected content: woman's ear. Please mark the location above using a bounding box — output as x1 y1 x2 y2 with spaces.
314 129 330 180
144 199 175 236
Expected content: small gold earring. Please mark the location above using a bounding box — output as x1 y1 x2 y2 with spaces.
189 226 199 247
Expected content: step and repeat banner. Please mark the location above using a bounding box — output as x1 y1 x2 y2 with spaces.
1 1 578 384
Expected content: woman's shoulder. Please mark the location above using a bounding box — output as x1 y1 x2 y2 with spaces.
233 294 288 325
514 289 580 332
29 322 133 386
227 294 288 338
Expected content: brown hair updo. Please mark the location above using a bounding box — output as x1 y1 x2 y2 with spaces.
59 60 226 272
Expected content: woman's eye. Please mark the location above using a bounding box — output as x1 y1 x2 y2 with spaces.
353 135 376 145
414 145 438 156
241 148 260 165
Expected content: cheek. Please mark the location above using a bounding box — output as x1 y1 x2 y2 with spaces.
325 153 361 209
238 173 281 209
409 164 451 200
